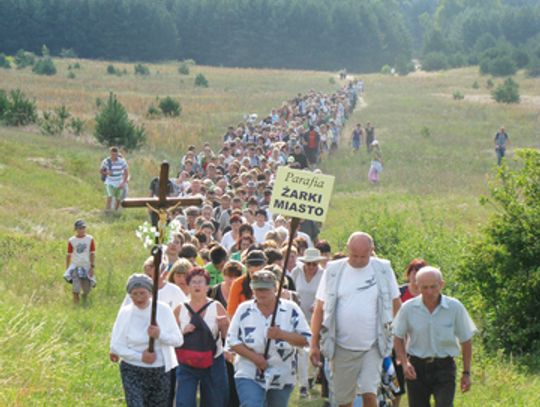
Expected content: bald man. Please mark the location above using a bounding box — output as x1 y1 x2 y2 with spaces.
310 232 401 407
393 267 477 407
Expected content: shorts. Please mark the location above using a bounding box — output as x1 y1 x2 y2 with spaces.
105 184 123 200
72 273 92 295
331 343 382 405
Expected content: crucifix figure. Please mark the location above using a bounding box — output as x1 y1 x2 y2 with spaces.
122 161 202 351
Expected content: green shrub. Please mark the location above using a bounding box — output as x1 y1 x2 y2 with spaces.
420 126 431 138
395 57 414 76
472 81 480 89
73 62 81 69
486 78 494 88
67 71 76 79
178 63 190 75
194 73 209 87
134 63 150 76
421 52 449 71
329 77 336 84
14 49 35 69
107 64 117 75
159 96 181 117
147 104 160 118
2 89 37 126
69 117 85 136
39 105 70 136
460 149 540 354
380 64 392 75
0 53 11 69
32 58 57 75
492 77 520 104
59 48 77 58
94 92 146 150
452 91 464 100
40 111 61 136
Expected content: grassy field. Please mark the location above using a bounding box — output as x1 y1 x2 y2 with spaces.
1 59 539 406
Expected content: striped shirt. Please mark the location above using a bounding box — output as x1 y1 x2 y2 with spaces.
102 157 128 187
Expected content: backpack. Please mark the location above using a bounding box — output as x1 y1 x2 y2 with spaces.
175 301 218 369
100 158 112 182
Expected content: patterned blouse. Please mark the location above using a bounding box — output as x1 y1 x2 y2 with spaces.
226 299 311 390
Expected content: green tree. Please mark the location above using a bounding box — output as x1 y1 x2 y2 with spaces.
32 57 57 75
2 89 37 126
460 149 540 354
94 93 145 150
492 77 520 103
194 73 208 87
158 97 181 117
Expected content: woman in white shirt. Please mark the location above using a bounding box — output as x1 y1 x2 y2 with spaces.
174 267 230 407
110 274 183 407
226 270 311 407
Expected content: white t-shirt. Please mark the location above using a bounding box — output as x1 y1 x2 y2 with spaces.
220 231 237 251
252 222 274 243
291 265 324 320
316 260 399 351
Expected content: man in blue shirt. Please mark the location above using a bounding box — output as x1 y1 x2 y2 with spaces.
393 266 477 407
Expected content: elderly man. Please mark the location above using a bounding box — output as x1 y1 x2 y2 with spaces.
393 266 477 407
310 232 401 407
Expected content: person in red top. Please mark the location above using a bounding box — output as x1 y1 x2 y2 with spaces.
64 220 96 305
226 250 267 318
392 258 428 406
302 125 321 167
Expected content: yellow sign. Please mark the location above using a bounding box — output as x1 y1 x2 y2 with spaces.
270 167 335 222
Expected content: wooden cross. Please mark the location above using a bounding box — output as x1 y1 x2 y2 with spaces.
122 161 202 351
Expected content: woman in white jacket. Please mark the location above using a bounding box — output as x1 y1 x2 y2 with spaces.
110 273 183 407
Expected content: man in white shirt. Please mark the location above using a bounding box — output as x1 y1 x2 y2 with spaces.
310 232 401 407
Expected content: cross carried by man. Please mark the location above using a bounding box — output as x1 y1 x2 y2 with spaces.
122 161 202 351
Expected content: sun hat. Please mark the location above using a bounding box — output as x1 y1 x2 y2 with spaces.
250 270 276 290
298 248 326 263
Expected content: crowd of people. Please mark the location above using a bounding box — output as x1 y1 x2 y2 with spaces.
66 80 478 407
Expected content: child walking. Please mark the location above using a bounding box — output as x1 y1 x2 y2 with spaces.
64 220 96 304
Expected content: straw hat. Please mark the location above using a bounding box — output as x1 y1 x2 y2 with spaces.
298 248 326 263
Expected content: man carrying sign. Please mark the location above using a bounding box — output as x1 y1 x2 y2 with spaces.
309 232 401 407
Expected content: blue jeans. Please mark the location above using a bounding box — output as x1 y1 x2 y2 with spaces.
496 146 506 165
176 354 228 407
235 378 293 407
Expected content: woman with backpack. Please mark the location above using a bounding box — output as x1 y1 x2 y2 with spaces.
174 267 230 407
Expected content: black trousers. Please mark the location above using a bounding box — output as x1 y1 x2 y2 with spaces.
120 361 170 407
406 356 456 407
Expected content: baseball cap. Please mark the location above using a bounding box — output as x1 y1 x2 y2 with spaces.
246 250 267 267
74 220 86 229
250 270 276 290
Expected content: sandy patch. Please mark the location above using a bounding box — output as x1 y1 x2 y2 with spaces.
27 157 66 173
